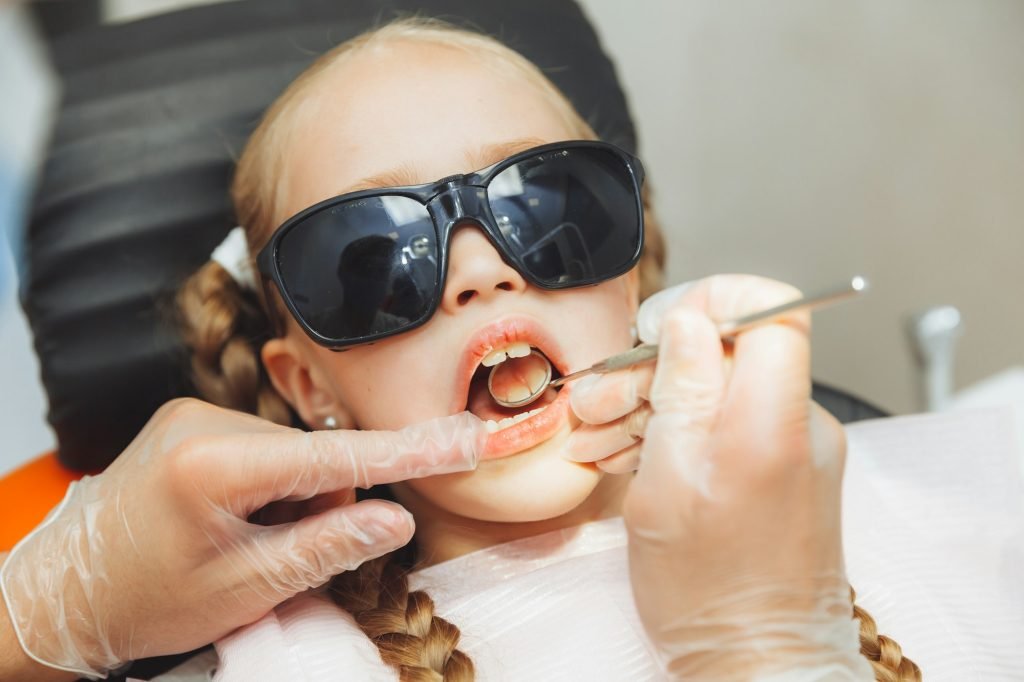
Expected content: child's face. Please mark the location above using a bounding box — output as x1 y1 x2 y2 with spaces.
263 40 639 523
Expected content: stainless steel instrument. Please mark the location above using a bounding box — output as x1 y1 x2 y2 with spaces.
489 276 869 409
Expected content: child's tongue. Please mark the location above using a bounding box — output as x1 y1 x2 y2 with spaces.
467 353 552 422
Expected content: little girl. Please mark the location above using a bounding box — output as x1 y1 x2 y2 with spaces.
177 18 916 681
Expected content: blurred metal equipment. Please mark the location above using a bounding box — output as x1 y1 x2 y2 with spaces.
907 306 964 411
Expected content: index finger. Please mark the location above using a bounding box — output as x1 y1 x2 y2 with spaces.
569 363 655 424
194 411 486 516
672 275 812 421
638 275 809 344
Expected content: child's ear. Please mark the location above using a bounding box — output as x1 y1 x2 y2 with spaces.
261 337 355 430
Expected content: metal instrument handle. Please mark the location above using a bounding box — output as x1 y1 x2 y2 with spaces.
548 276 868 388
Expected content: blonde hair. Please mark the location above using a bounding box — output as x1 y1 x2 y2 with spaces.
177 18 917 682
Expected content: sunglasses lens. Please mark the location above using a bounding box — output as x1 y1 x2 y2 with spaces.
487 146 641 287
276 195 438 341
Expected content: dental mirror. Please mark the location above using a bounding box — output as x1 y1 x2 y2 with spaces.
487 350 553 410
487 275 869 409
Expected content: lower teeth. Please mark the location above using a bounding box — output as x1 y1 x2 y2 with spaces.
484 405 548 433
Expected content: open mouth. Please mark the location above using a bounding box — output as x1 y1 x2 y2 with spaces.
455 318 573 459
467 344 564 432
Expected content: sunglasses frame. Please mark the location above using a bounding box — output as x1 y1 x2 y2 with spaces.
256 140 646 349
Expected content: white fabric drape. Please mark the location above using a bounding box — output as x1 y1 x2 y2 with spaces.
195 409 1024 682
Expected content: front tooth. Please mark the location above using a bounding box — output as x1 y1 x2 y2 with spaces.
506 342 531 358
484 419 500 433
481 349 508 367
510 406 548 426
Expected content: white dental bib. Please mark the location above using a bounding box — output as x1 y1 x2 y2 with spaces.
146 409 1023 682
212 519 657 681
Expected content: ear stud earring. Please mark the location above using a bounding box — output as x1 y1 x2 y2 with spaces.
323 416 338 430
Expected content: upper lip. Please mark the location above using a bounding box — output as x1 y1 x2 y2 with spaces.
452 316 569 413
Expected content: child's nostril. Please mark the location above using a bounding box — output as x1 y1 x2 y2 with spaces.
457 290 475 305
496 282 513 291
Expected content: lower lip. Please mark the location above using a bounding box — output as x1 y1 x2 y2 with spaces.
481 388 571 460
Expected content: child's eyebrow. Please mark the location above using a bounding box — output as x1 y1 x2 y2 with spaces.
468 137 551 170
343 138 551 194
346 163 420 193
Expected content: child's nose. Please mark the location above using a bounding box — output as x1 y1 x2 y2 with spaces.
440 222 527 313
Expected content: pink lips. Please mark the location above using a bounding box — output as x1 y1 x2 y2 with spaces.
453 316 572 459
481 388 571 459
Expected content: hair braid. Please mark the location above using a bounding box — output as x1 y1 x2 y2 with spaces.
177 260 292 426
329 551 474 681
852 589 922 681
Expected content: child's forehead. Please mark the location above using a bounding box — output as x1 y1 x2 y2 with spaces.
303 39 563 130
278 41 574 213
341 137 552 194
295 42 477 105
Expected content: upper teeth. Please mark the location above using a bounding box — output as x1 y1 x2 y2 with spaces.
481 341 532 367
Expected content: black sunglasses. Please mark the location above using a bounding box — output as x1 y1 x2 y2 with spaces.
256 140 645 349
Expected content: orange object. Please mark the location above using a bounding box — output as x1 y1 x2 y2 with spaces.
0 453 86 552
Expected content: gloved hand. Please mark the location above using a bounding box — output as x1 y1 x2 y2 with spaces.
0 399 485 679
563 281 700 473
569 275 872 680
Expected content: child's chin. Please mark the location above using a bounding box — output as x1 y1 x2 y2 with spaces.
436 458 605 523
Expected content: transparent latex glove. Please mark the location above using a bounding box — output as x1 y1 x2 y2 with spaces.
564 281 699 473
570 276 872 680
0 399 485 679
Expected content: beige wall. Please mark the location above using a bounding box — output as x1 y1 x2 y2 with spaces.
578 0 1024 414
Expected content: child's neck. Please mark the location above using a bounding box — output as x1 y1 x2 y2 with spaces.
398 475 631 569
